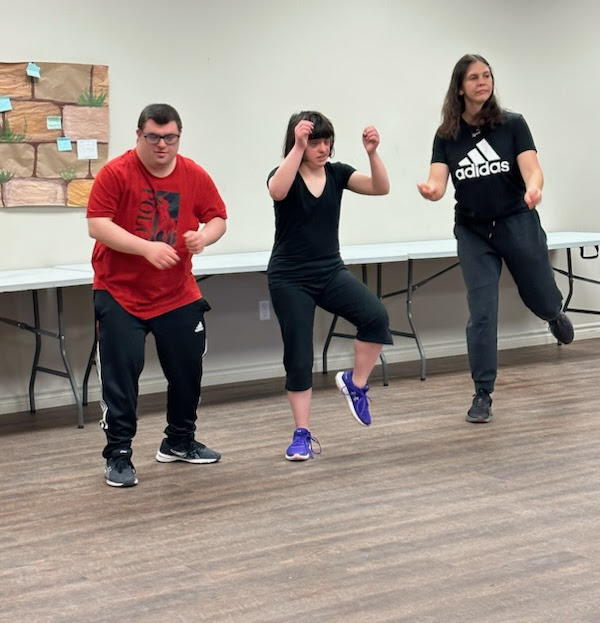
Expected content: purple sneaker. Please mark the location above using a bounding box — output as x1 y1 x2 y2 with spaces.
335 370 372 426
285 428 321 461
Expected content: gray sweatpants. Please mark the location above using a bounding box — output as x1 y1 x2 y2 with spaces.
454 209 563 393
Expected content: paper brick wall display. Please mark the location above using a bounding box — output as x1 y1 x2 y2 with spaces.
0 62 109 208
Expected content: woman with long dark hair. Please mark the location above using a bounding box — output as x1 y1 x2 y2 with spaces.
418 54 573 423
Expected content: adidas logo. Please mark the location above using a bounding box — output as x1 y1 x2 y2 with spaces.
456 138 510 180
194 320 204 333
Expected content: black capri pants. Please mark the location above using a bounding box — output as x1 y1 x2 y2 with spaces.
269 265 393 392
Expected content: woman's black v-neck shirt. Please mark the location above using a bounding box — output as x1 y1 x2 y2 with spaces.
267 161 355 286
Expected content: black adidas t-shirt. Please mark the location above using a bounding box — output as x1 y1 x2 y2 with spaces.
266 161 355 284
431 111 536 222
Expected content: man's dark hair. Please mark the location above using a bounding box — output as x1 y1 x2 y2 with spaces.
137 103 182 132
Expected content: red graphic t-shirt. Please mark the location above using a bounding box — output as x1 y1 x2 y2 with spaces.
87 150 227 319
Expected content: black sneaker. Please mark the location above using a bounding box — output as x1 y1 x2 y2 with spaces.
548 312 574 345
155 439 221 464
105 448 138 487
466 389 493 423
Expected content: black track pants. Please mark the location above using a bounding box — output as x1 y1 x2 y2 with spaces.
94 290 210 458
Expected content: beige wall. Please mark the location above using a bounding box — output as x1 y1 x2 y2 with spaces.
1 0 600 413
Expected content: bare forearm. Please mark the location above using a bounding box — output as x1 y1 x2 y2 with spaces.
199 217 227 246
367 151 390 195
89 216 182 269
268 145 304 200
88 217 151 256
417 163 449 201
524 168 544 193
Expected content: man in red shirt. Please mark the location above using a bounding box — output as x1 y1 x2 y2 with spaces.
87 103 227 487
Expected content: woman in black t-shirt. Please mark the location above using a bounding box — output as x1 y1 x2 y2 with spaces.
268 111 393 461
418 54 573 424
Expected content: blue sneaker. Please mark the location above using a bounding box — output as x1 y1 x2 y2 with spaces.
335 370 372 426
285 428 321 461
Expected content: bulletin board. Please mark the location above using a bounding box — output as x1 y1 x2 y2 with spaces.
0 61 109 208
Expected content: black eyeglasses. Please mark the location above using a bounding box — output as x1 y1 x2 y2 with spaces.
142 133 180 146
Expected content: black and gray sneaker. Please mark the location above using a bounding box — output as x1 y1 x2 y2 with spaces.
105 448 138 487
156 439 221 464
466 389 493 423
548 312 574 345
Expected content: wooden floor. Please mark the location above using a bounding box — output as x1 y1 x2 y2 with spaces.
2 338 600 622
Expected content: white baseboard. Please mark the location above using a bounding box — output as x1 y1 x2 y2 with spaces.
3 322 599 416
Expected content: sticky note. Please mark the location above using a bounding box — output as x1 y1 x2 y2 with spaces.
26 62 41 78
0 97 12 112
47 116 62 130
57 137 72 152
77 139 98 160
